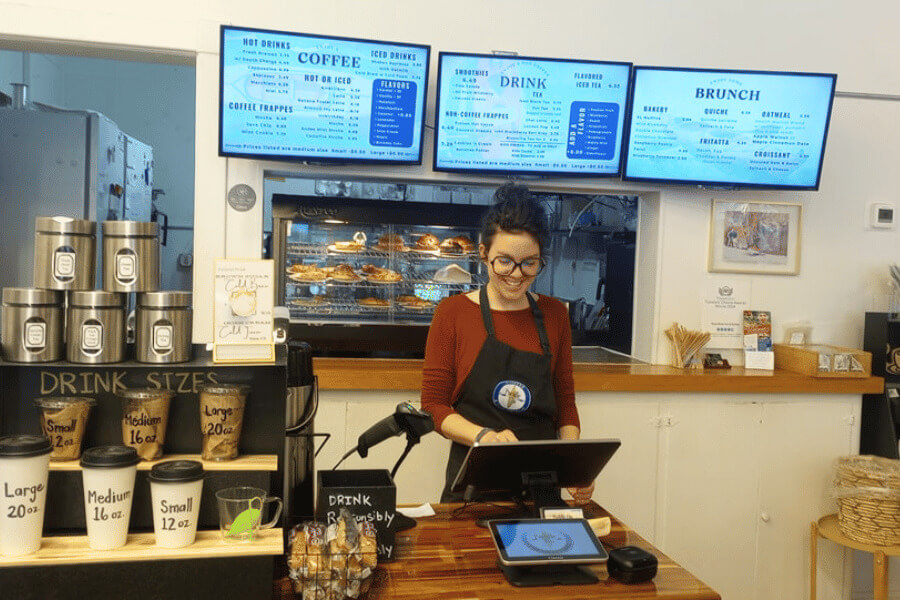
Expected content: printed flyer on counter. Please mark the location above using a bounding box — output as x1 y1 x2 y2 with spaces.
435 54 631 174
625 69 835 187
213 259 275 363
743 310 772 352
220 27 429 162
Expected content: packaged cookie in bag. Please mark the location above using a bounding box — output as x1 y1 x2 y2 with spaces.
326 509 360 574
358 521 377 570
288 521 330 598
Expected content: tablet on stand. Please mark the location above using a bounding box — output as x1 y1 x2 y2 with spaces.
488 518 608 586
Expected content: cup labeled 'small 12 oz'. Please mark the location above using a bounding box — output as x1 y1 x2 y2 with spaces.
80 446 141 550
0 435 52 556
34 397 96 461
148 460 204 548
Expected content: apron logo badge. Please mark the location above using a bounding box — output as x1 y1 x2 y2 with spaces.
492 380 532 413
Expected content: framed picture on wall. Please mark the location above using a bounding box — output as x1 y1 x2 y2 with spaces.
708 200 802 275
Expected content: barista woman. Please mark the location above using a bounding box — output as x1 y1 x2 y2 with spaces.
421 183 593 504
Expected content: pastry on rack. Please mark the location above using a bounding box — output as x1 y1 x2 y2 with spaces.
324 263 361 282
358 297 390 308
361 265 403 283
290 295 329 307
439 235 475 255
331 240 366 253
287 264 328 282
413 233 440 251
396 295 435 309
374 233 406 252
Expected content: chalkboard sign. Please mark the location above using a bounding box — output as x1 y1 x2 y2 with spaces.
316 469 396 561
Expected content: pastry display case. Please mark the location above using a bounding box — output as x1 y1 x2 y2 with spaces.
272 195 488 354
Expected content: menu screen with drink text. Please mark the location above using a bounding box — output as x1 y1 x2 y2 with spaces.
624 67 836 189
435 53 631 175
220 26 429 164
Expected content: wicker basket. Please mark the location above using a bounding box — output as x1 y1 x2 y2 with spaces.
834 455 900 545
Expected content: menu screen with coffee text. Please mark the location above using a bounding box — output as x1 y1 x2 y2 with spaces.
220 26 429 164
434 53 631 176
623 67 836 189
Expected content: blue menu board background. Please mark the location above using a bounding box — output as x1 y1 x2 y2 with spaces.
624 68 836 188
435 54 631 175
220 27 428 163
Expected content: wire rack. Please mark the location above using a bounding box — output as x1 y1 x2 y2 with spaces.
287 243 479 262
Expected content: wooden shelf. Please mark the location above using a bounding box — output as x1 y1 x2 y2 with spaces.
49 454 278 472
0 528 283 567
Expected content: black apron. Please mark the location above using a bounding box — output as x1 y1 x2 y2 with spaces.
440 286 558 502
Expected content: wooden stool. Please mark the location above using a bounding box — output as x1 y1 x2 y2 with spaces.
811 514 900 600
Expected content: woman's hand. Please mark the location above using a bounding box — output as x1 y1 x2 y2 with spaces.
479 429 518 444
567 481 595 506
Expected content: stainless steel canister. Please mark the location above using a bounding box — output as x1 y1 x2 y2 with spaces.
1 288 65 362
66 291 126 363
101 221 159 293
135 292 192 364
33 217 96 290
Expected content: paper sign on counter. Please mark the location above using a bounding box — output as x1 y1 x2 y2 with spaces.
701 280 750 349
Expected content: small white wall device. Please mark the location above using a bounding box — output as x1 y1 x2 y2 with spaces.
870 202 895 229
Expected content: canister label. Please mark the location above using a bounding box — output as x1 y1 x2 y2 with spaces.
153 323 173 353
115 249 137 285
53 246 76 282
24 319 46 351
82 320 104 354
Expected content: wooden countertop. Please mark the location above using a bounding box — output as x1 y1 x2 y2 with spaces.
273 503 720 600
313 357 884 394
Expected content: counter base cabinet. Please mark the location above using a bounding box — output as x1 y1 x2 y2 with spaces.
656 397 857 600
0 556 274 600
317 391 861 600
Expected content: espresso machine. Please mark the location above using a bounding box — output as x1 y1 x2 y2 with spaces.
283 339 321 528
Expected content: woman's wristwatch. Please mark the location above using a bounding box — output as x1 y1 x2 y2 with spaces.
474 427 494 443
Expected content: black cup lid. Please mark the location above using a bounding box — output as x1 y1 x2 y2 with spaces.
80 445 140 469
147 460 204 483
0 434 52 458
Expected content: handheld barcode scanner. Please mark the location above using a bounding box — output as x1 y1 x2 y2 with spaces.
334 402 434 477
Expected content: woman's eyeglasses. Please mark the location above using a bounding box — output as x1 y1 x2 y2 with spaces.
489 256 545 276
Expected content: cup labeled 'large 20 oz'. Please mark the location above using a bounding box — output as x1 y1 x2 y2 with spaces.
148 460 204 548
215 486 282 543
0 435 52 556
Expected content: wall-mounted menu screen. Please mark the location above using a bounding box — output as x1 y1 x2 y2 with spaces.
623 66 837 190
219 26 430 164
434 52 632 176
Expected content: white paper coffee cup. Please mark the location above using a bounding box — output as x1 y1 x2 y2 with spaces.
148 460 204 548
0 435 52 556
80 446 140 550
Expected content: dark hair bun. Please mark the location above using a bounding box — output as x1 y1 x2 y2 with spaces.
480 183 550 255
